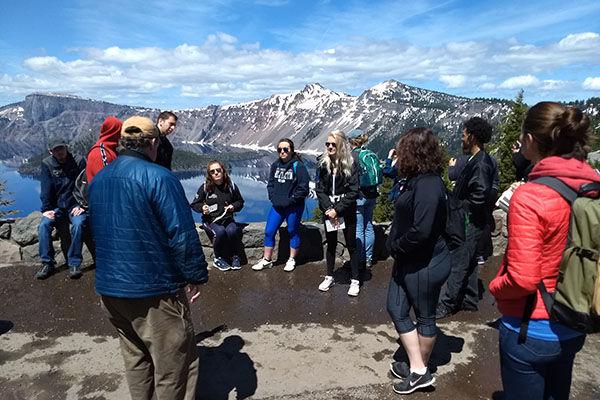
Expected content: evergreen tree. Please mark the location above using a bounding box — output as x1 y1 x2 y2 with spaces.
373 177 395 222
0 180 17 219
496 90 527 192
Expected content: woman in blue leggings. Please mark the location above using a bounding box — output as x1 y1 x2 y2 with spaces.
252 138 310 272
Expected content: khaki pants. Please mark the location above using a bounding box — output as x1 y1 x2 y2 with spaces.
102 291 198 400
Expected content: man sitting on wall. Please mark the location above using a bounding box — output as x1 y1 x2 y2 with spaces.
36 138 87 280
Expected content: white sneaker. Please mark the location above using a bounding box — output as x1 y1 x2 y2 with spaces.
252 258 273 271
318 276 335 292
348 279 360 297
283 258 296 272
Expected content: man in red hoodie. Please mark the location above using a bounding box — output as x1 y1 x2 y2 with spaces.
86 116 122 183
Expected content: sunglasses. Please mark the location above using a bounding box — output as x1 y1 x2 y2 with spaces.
209 168 223 175
325 142 337 148
277 147 290 153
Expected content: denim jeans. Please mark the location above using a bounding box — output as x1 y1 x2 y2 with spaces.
439 222 483 312
356 195 376 263
38 208 87 267
499 323 585 400
204 221 241 261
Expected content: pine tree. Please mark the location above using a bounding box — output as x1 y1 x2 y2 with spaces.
496 91 527 192
0 180 17 219
373 177 395 222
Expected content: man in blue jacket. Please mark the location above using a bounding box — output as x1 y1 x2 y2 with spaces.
36 138 87 280
88 116 208 400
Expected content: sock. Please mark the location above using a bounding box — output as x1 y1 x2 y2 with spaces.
410 367 427 375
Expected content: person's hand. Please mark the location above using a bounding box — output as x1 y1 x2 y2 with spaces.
42 210 55 220
387 148 396 159
511 141 521 153
187 284 201 304
71 206 85 216
448 157 457 167
202 205 209 215
510 181 525 191
224 205 234 213
325 208 337 220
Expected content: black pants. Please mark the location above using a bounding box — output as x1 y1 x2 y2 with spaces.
325 209 359 280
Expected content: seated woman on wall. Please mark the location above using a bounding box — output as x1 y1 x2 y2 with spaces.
385 128 451 395
252 138 310 272
191 160 244 271
315 130 361 296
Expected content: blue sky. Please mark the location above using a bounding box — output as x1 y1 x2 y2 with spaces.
1 0 599 108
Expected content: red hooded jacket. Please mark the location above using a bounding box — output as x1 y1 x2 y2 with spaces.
489 156 600 319
86 116 122 182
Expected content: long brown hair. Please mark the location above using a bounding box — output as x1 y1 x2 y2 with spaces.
204 160 232 193
396 128 444 178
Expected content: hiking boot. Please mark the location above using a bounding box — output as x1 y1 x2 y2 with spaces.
36 263 55 280
390 361 410 379
348 279 360 297
477 256 485 265
68 265 83 279
231 256 241 270
318 276 334 292
213 257 231 271
251 258 273 271
366 259 373 269
283 258 296 272
435 304 452 320
392 370 435 394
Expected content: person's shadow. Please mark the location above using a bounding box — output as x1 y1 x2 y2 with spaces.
196 333 257 400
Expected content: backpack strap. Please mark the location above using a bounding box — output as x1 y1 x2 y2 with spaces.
518 293 536 344
99 143 108 166
532 177 577 205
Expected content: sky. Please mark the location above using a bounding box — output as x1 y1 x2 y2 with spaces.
1 0 599 109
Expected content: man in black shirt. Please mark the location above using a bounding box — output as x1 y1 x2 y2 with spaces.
437 117 496 318
155 111 177 170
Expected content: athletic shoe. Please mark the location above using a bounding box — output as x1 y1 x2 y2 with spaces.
318 276 334 291
68 265 83 279
366 259 373 269
477 256 485 265
251 258 273 271
348 279 360 296
231 256 241 270
35 263 55 280
392 370 435 394
283 258 296 272
390 361 410 379
213 257 231 271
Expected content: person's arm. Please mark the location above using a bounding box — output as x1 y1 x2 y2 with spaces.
388 177 440 255
190 184 207 213
315 167 333 211
40 161 56 212
153 175 208 285
489 187 543 300
382 157 398 179
230 183 244 212
266 163 276 201
291 163 310 204
334 165 359 214
462 160 492 210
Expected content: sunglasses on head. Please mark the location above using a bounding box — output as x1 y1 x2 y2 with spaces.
325 142 337 148
277 147 290 153
209 168 222 175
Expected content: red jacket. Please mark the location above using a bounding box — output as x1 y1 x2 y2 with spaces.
86 116 122 182
489 156 600 319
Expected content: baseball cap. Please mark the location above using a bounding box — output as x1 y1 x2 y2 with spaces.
347 129 364 139
121 116 160 139
47 137 68 150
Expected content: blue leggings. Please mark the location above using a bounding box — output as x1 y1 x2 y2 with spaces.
264 204 303 249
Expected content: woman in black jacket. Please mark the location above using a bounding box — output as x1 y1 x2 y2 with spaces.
315 130 361 296
385 128 451 395
191 160 244 271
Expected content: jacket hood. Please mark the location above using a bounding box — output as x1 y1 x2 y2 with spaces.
528 156 600 192
97 116 122 146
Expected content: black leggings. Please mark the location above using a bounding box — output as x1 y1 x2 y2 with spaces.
325 209 359 280
387 245 451 337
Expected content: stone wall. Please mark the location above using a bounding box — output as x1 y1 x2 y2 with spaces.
0 211 508 267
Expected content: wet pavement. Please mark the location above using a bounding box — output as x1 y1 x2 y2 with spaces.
0 256 599 399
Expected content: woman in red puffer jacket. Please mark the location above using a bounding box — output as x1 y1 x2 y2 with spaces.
489 102 600 400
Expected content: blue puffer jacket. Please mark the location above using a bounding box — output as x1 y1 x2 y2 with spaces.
89 150 208 298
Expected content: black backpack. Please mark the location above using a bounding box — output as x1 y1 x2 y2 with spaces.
73 143 108 209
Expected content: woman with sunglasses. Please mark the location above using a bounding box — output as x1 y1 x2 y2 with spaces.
191 160 244 271
315 130 361 296
252 138 310 272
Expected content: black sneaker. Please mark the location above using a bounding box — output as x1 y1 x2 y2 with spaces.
36 263 55 280
390 361 410 379
392 370 435 394
69 266 83 279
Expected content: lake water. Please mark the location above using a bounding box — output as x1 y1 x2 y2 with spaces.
0 164 318 223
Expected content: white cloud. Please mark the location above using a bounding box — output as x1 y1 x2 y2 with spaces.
439 74 466 88
540 79 567 90
499 75 540 89
582 77 600 90
558 32 600 49
480 83 496 90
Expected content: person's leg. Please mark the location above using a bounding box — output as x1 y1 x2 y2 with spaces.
208 223 227 259
324 228 337 276
224 221 241 259
364 198 376 265
101 296 155 400
286 204 303 257
67 210 87 267
263 207 285 260
38 213 57 265
355 196 366 264
343 210 359 280
462 226 484 310
545 335 585 400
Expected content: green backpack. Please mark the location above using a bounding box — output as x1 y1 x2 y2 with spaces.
520 176 600 340
356 148 383 188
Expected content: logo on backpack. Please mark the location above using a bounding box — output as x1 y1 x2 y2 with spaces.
356 148 383 188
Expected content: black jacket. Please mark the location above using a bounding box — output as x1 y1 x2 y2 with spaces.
453 150 495 228
190 181 244 224
512 149 532 181
267 156 310 209
40 153 86 212
155 135 173 170
386 173 447 265
315 160 359 216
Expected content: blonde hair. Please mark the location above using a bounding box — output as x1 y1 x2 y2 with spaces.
319 130 354 177
349 133 369 148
